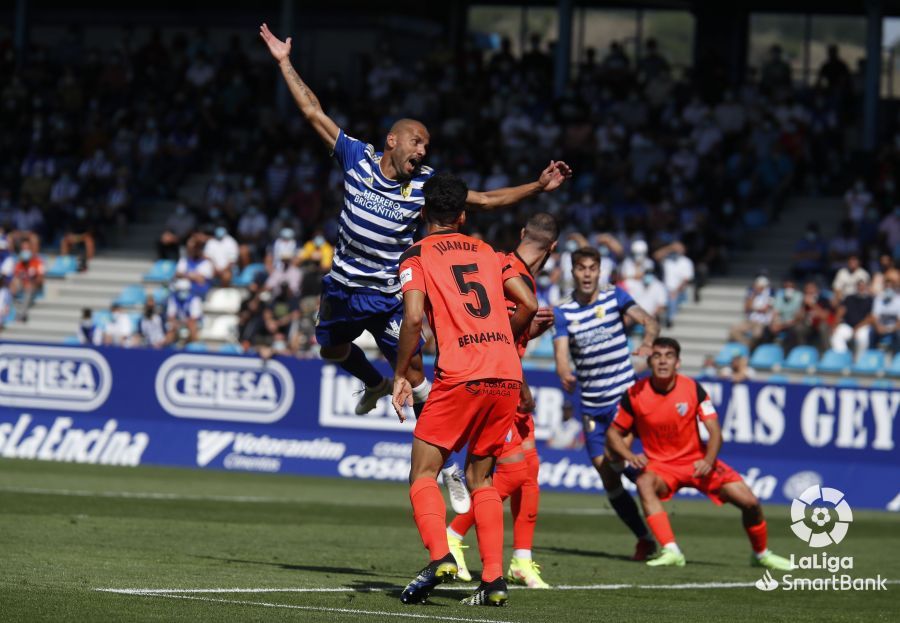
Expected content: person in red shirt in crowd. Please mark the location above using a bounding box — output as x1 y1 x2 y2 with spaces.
392 172 537 607
445 212 558 589
11 239 44 322
606 337 792 570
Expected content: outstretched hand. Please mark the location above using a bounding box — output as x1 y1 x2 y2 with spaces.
392 377 412 422
259 23 291 63
538 160 573 192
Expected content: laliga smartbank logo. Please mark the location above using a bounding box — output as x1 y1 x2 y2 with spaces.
756 485 888 592
155 354 294 423
0 344 112 411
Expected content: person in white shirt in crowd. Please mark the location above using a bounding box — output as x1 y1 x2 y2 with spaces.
165 278 203 345
594 232 624 287
620 238 655 280
103 303 136 347
866 270 900 353
830 277 874 360
175 237 215 298
655 240 694 326
138 299 167 348
844 178 873 223
236 204 269 266
546 401 584 450
77 307 103 346
624 267 668 325
0 238 15 278
267 227 297 272
729 275 773 347
832 254 869 302
268 208 302 244
265 248 303 296
204 224 239 286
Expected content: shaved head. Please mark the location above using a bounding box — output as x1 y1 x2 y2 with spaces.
389 118 428 137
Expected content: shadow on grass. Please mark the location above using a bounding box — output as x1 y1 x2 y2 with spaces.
534 545 728 567
193 555 380 576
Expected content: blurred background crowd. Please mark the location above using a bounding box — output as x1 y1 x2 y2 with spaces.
0 24 897 364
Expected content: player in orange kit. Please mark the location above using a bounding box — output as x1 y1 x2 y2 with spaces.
392 172 538 607
606 337 792 570
445 212 558 588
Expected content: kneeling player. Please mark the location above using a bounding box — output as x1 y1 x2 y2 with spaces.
606 337 792 570
392 173 538 606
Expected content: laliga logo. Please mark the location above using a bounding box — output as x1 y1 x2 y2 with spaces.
0 344 112 411
155 354 294 423
790 485 853 547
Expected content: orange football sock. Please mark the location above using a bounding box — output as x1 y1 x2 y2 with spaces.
449 463 526 538
410 477 449 560
511 449 540 551
472 486 504 582
745 520 768 554
646 511 676 547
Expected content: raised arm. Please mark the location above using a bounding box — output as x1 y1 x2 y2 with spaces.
466 160 572 211
259 23 340 149
625 303 659 357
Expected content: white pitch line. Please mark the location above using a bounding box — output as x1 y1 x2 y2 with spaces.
133 592 518 623
0 486 612 515
97 580 818 595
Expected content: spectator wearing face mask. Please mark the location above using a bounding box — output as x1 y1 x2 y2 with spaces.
138 299 166 348
654 240 694 327
620 238 655 280
77 307 103 346
623 268 668 325
158 203 197 260
844 178 872 223
265 249 303 296
762 277 802 343
866 270 900 353
297 230 333 272
236 204 269 265
203 223 239 286
104 302 136 347
729 275 773 347
175 238 214 298
830 278 874 360
165 278 203 345
267 227 297 272
11 240 44 322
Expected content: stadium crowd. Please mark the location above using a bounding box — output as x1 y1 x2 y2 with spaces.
3 26 894 357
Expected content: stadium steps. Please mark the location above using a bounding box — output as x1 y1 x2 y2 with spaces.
727 196 845 279
665 283 745 374
1 257 155 343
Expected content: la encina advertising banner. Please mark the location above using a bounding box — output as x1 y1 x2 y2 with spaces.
0 342 897 510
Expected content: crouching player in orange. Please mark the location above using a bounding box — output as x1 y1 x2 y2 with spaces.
445 213 558 588
392 173 538 606
606 337 792 570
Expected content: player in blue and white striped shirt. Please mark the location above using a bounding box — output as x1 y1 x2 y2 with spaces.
261 24 571 420
553 246 660 560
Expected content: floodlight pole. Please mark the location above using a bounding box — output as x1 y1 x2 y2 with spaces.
863 0 883 152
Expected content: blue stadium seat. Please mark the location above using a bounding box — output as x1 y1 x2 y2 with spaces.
871 378 894 388
852 350 886 376
45 255 79 279
92 310 113 328
783 346 819 372
835 378 859 387
232 263 266 287
185 341 208 352
218 343 244 355
152 286 169 304
889 353 900 378
766 374 789 384
714 342 749 367
817 349 852 375
63 334 81 345
749 344 783 370
802 376 823 385
114 284 147 307
143 260 176 283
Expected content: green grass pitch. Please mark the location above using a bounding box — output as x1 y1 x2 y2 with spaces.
1 459 896 622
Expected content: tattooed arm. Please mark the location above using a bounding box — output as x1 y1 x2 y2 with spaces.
260 23 341 149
